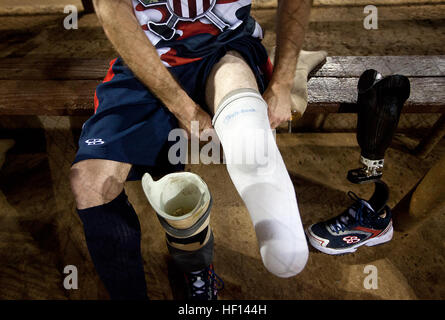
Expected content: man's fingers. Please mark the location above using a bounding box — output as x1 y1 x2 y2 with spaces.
268 110 275 128
199 120 213 133
269 114 278 129
270 117 291 130
201 119 213 130
270 119 278 129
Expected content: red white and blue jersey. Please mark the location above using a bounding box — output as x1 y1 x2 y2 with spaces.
133 0 263 67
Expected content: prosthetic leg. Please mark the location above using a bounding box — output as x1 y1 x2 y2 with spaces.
348 69 411 185
142 172 221 299
349 69 410 211
306 70 410 255
142 172 213 271
212 89 308 277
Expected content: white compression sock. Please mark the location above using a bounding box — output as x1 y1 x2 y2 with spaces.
212 89 308 277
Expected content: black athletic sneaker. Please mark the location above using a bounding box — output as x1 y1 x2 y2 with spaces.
184 264 224 300
306 192 393 255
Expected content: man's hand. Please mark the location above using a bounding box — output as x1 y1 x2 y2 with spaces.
263 83 292 129
266 0 312 128
173 97 213 140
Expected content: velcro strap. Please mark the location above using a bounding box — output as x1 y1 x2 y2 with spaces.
166 226 209 245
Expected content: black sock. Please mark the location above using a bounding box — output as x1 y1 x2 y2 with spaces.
77 191 148 300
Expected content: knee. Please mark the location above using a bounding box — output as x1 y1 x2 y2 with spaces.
70 160 127 209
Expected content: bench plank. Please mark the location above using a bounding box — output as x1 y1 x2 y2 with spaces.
1 55 444 80
0 80 100 116
1 77 443 116
307 77 445 113
0 58 110 80
313 56 445 78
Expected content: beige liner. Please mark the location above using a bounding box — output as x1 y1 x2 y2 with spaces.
142 172 212 236
164 200 211 232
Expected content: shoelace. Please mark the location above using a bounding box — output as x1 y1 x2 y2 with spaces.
328 191 376 234
187 266 224 298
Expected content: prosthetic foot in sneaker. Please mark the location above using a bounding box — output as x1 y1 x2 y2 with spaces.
306 192 393 255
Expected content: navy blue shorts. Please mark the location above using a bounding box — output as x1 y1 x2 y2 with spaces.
73 36 272 180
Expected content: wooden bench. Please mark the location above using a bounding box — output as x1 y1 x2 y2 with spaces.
0 55 444 156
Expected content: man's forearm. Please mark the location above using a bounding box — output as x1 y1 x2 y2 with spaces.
272 0 312 88
93 0 193 115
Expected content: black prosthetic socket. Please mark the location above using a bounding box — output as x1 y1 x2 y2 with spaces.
77 191 148 300
165 227 215 301
357 70 410 160
348 69 410 184
347 69 410 215
166 227 214 273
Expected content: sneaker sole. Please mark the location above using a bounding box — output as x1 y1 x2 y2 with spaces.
306 223 393 255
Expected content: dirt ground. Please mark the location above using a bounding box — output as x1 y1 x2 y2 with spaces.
0 1 444 300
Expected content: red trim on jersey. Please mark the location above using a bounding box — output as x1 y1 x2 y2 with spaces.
94 58 118 113
160 48 202 66
158 6 170 22
136 3 169 22
260 57 274 81
94 91 99 113
135 2 146 11
176 20 220 40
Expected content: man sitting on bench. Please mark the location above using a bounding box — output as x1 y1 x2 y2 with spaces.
70 0 311 300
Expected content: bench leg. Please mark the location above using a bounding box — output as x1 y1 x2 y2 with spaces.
314 113 328 131
81 0 95 14
414 114 445 158
392 153 445 232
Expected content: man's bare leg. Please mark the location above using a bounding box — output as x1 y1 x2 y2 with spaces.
205 51 308 278
70 159 131 209
206 51 258 111
70 159 148 299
